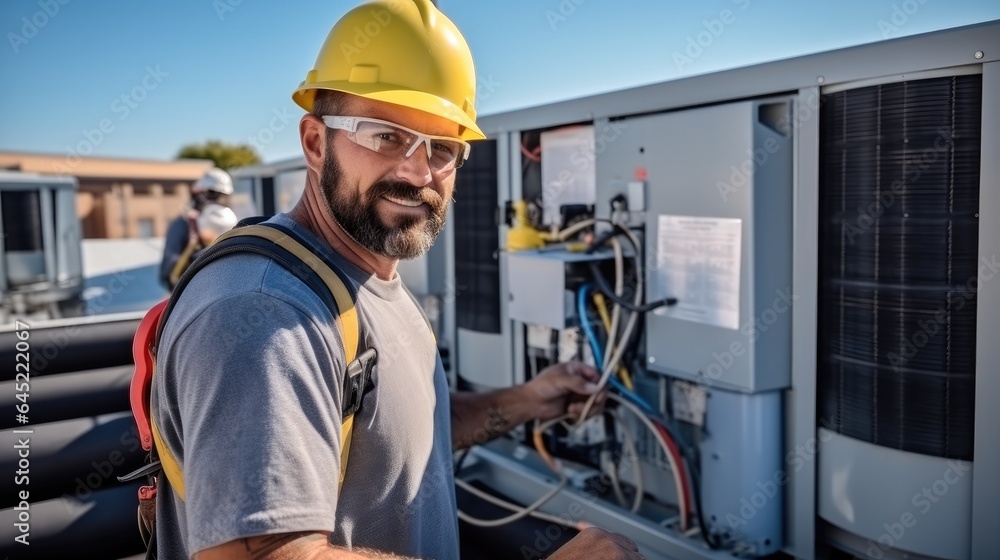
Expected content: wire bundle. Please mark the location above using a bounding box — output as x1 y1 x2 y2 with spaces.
456 217 724 548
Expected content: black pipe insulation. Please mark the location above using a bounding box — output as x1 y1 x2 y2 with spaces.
1 413 145 508
0 482 146 559
0 365 132 429
0 317 140 378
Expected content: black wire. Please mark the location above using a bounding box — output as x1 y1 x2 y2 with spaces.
587 261 677 312
584 222 678 313
639 406 723 550
685 456 723 550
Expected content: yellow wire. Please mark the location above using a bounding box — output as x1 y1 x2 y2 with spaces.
592 293 635 391
533 417 568 472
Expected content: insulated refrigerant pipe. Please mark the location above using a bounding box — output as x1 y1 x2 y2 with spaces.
0 413 145 508
0 365 132 429
0 482 146 559
0 315 140 379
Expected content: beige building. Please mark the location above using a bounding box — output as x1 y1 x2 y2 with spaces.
0 151 213 239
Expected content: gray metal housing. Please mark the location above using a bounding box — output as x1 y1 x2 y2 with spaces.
595 99 794 393
471 20 1000 560
0 171 82 312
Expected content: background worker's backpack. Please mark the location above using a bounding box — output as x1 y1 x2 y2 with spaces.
120 219 377 559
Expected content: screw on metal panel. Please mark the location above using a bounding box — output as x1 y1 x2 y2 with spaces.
648 356 655 364
975 51 984 59
817 76 825 84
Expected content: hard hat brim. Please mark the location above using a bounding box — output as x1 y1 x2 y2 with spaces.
293 82 486 142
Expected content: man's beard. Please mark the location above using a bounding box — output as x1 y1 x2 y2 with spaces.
318 146 448 260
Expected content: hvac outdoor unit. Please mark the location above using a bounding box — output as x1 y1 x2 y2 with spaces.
452 139 507 389
0 171 83 317
609 99 795 555
816 73 981 560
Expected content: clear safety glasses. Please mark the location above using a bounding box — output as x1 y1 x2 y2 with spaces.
322 115 471 173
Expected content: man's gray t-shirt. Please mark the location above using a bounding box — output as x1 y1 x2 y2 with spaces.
151 213 459 559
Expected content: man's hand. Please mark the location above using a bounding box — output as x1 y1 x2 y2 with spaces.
548 527 645 560
522 361 606 422
450 361 607 449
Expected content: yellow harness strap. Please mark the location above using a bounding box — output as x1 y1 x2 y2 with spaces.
152 224 360 500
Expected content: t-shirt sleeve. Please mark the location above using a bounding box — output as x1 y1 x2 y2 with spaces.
165 290 346 554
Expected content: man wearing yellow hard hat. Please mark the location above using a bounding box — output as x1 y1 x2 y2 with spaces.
151 1 642 558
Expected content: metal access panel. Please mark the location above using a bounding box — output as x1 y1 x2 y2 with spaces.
507 248 613 330
700 387 783 555
605 100 793 392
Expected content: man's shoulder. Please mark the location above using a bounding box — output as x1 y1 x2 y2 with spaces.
166 250 337 341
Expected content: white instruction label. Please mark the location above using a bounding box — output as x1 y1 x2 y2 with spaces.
655 215 742 330
671 380 707 427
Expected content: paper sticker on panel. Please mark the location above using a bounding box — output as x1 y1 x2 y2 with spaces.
655 215 742 330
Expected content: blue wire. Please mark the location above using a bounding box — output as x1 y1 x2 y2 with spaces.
608 377 656 414
577 284 655 414
577 284 604 364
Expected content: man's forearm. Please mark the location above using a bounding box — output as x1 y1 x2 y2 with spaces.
450 386 537 450
196 532 416 560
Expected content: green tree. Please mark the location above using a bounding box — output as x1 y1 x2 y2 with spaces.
176 140 261 170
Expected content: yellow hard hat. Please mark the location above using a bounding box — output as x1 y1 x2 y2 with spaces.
293 0 485 141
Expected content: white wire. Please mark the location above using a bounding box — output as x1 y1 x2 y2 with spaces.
616 409 644 513
555 218 597 242
465 217 652 528
455 417 575 529
602 238 624 371
575 222 642 425
608 393 688 530
455 477 572 528
605 449 628 508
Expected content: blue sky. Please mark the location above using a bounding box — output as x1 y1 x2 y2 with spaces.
1 0 997 164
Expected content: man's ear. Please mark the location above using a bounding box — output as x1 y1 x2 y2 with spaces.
300 114 327 175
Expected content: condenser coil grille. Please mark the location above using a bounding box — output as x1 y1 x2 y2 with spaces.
454 139 502 334
818 74 981 460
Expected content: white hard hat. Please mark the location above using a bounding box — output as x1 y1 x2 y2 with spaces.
193 168 234 195
197 204 238 236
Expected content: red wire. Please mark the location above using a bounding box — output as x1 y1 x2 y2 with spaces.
655 422 692 527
